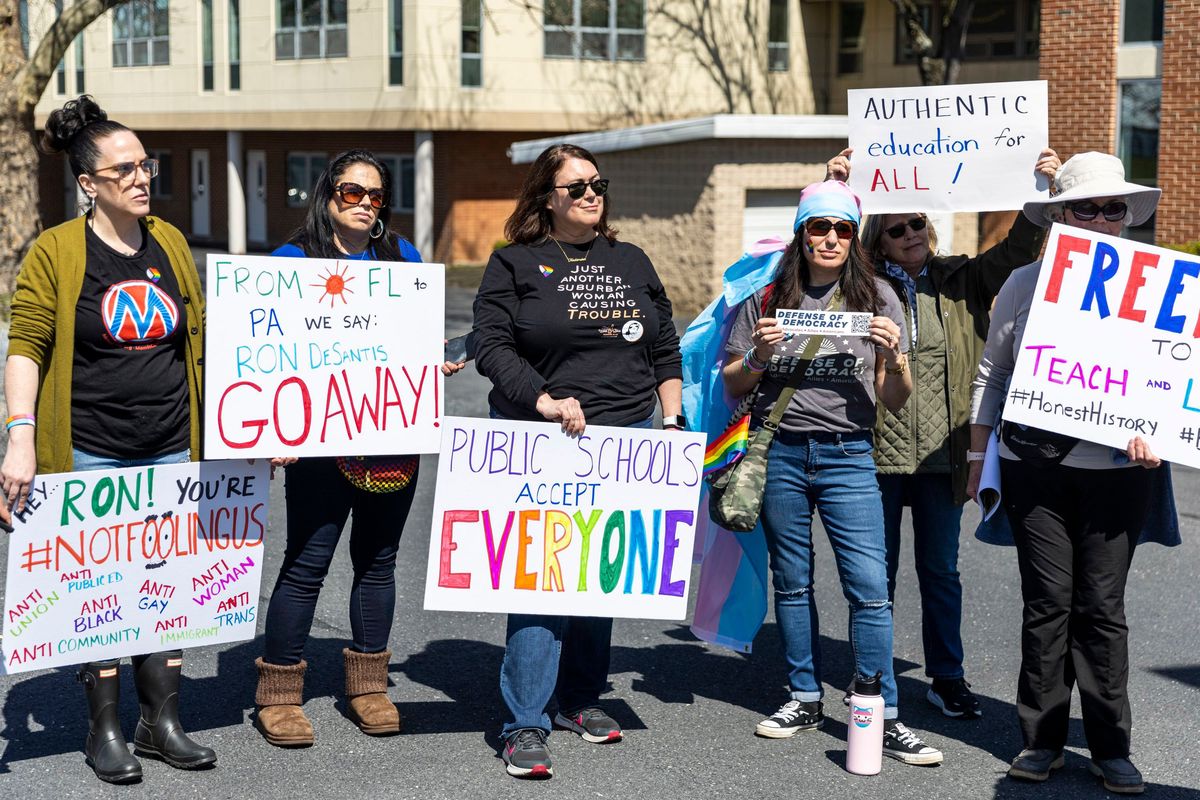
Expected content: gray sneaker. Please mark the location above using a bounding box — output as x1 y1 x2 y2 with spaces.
1088 757 1145 795
1008 748 1065 781
554 707 622 743
502 728 553 779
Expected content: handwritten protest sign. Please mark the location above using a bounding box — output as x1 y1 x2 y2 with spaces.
847 80 1049 214
2 461 269 674
1003 224 1200 467
776 309 871 337
424 417 707 620
204 254 445 459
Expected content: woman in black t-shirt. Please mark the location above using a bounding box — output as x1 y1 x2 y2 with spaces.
473 144 683 779
1 96 213 784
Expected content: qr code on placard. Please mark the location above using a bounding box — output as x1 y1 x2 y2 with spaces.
850 315 871 335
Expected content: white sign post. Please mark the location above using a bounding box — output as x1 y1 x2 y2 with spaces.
847 80 1050 214
3 461 270 674
204 254 445 459
424 417 707 620
1004 224 1200 467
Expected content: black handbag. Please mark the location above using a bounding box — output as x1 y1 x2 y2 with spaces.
1000 421 1079 466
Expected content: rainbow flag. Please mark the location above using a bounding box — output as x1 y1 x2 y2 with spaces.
703 415 749 477
538 264 555 277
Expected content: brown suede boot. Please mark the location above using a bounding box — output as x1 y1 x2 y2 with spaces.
254 658 314 747
343 648 400 735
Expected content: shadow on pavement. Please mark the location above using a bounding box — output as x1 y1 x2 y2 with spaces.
1150 664 1200 690
989 752 1200 799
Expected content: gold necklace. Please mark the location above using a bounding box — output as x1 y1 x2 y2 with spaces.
549 235 596 264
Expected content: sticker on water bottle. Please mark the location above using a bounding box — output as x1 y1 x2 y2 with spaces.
851 705 874 728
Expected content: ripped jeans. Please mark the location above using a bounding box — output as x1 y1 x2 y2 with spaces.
759 430 898 718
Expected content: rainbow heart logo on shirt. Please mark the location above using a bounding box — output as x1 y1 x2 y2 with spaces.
538 264 555 277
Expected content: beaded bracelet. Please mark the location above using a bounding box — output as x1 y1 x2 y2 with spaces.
742 348 768 374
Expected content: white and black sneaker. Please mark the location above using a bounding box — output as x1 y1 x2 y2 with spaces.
754 700 823 738
927 678 982 719
883 722 943 765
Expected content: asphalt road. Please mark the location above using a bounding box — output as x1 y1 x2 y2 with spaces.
0 284 1198 800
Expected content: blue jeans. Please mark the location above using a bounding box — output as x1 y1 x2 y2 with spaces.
759 430 898 718
497 410 653 738
878 473 965 680
71 447 191 470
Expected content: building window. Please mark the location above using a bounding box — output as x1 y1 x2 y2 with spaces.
276 0 347 60
54 0 67 93
767 0 788 71
544 0 645 61
229 0 241 89
1118 80 1160 244
462 0 482 86
19 0 29 55
112 0 170 67
378 154 415 213
286 152 327 208
75 12 86 93
147 150 173 198
389 0 402 85
1122 0 1163 43
896 0 1039 63
837 1 865 75
202 0 214 90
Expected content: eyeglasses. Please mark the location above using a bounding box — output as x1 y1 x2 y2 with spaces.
884 216 928 239
804 218 857 240
1066 200 1128 222
335 182 387 209
554 179 609 199
93 158 159 180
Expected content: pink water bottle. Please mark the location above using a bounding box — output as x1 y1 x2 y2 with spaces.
846 671 884 775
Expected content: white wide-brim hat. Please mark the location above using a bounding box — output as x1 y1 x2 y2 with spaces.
1023 151 1161 227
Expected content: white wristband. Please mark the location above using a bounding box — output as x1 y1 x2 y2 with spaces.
966 450 986 462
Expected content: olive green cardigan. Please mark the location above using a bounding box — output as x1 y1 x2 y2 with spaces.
8 215 205 474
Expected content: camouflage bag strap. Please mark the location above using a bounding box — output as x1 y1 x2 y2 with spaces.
759 286 841 433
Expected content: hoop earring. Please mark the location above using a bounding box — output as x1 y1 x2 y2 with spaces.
369 218 385 240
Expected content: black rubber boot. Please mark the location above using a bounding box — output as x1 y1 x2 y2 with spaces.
131 651 217 769
78 660 143 784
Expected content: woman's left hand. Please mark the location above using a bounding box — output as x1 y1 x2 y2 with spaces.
869 316 903 364
1126 436 1162 468
1035 148 1062 183
441 360 466 376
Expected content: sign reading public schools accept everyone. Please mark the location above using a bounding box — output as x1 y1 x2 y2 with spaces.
424 417 707 620
204 254 445 459
1005 224 1200 468
2 461 270 674
847 80 1049 214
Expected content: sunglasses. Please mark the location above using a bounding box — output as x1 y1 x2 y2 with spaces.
554 178 609 199
884 216 928 239
94 158 159 180
804 218 857 240
335 182 387 209
1066 200 1128 222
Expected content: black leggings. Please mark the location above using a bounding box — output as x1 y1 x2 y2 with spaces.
263 457 418 665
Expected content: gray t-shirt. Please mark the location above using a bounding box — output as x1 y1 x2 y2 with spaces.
727 278 908 433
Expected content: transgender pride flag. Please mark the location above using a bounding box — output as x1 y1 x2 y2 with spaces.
681 238 787 653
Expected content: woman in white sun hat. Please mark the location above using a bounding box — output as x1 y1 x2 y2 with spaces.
967 151 1175 795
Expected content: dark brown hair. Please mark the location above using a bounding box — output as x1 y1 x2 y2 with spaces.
504 143 617 245
41 95 131 180
767 227 881 314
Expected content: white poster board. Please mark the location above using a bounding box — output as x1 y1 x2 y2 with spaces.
847 80 1050 214
423 417 707 620
1004 224 1200 467
3 461 270 674
204 254 445 459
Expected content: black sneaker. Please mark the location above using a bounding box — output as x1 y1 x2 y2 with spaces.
754 700 823 738
1088 757 1145 795
1008 748 1065 782
927 678 982 719
502 728 553 778
883 722 944 765
554 707 622 743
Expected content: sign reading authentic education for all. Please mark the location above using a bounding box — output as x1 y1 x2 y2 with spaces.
1004 224 1200 468
204 254 446 459
423 417 707 620
2 461 270 674
847 80 1050 214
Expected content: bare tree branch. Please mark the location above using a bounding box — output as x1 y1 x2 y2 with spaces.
19 0 129 114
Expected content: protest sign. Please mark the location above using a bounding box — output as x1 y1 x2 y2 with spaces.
776 309 871 337
1003 224 1200 467
847 80 1049 214
204 254 445 459
423 417 707 620
2 461 269 674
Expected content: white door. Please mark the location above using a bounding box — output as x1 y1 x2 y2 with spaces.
247 149 267 246
191 149 211 238
742 189 804 253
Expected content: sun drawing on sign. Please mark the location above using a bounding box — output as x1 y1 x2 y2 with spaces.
311 264 355 307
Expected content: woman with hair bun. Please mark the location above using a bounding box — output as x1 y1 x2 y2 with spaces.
0 95 213 783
